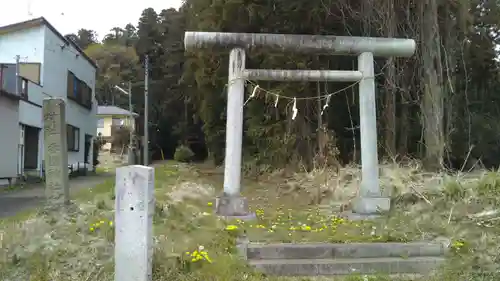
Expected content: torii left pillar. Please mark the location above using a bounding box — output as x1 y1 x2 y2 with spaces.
215 48 255 219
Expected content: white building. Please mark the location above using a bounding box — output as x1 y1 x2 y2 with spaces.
0 17 98 185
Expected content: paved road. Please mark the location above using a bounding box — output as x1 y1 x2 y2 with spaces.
0 173 113 218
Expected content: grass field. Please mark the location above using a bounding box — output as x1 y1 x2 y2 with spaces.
1 161 500 280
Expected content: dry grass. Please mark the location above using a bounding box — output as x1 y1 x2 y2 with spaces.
0 160 500 280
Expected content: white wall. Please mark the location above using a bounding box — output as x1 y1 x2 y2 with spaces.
0 26 45 178
0 24 97 172
19 83 46 127
42 26 97 167
0 97 20 182
0 26 46 129
19 99 44 173
0 26 45 67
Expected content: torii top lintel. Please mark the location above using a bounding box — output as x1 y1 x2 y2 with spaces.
184 32 416 57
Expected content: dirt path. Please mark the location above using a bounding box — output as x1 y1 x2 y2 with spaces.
0 173 114 218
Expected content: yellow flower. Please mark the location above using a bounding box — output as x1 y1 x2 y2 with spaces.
109 221 113 226
89 227 95 231
225 225 238 230
207 202 213 206
301 225 312 231
187 248 212 263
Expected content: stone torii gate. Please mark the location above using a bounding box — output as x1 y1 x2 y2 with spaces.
184 32 416 218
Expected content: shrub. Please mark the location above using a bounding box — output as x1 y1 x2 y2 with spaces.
174 145 194 163
110 125 131 153
93 136 105 167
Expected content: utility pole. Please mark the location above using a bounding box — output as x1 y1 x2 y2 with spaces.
143 55 149 166
15 55 20 96
128 81 133 143
128 81 134 165
113 84 135 164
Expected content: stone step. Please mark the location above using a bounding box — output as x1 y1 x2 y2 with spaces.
246 242 448 260
249 256 446 276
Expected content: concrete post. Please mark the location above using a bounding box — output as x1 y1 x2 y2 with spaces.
184 32 416 57
115 165 154 281
223 48 245 196
215 48 254 219
351 52 390 215
42 98 70 209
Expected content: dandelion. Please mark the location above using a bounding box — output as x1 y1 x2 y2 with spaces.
225 225 238 230
185 246 212 263
300 225 312 231
451 240 466 251
255 209 265 216
207 202 213 206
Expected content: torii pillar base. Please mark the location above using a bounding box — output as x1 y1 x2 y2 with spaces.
340 197 391 221
215 194 256 220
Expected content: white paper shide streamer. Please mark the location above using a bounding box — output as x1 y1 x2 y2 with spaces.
321 94 332 115
250 85 259 99
291 97 298 120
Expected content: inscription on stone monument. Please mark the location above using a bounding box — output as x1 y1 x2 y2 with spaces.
43 98 70 208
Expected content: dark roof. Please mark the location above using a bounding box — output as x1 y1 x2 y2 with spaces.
0 17 98 69
97 105 138 117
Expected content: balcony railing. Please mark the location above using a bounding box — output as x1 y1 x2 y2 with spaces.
0 64 28 99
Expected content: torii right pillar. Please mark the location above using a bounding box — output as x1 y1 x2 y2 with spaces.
351 52 389 217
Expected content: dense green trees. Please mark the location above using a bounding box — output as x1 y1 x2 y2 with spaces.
67 0 500 171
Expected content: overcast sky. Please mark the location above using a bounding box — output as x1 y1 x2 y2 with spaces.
0 0 183 40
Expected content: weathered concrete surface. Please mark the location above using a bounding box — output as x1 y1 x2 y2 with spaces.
246 242 448 260
215 195 256 220
184 32 416 57
243 69 363 82
244 242 448 276
223 48 245 196
43 98 70 208
249 256 445 276
351 197 391 214
115 165 154 281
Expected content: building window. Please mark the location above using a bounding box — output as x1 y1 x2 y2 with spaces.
112 118 124 126
67 71 92 109
67 124 80 152
20 78 28 98
97 118 104 128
